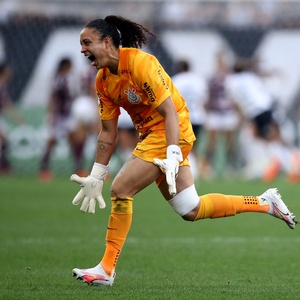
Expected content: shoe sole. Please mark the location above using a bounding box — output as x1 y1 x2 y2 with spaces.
72 269 114 286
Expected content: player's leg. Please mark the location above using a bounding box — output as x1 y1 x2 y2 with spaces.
73 155 161 286
68 126 88 175
159 165 297 228
39 136 57 181
202 111 221 179
101 155 160 272
0 132 10 173
223 113 240 172
39 118 64 181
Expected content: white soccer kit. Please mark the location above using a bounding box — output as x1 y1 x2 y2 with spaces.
172 72 207 126
225 71 273 119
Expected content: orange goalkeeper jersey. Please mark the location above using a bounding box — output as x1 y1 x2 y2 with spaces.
95 48 195 142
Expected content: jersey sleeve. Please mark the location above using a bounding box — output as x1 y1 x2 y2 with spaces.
95 72 120 120
133 52 172 109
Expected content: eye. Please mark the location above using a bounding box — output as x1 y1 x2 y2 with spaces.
82 40 91 46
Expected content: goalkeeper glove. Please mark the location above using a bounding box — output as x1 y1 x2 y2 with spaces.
70 163 108 214
154 144 183 197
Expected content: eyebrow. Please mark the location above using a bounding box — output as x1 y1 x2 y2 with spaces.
81 38 91 44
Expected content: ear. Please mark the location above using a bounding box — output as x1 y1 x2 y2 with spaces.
103 37 112 48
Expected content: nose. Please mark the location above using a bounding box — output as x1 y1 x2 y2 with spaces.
80 45 86 53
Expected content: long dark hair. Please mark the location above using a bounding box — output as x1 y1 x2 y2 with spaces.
84 15 156 48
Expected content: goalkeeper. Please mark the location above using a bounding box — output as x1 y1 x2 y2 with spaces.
71 15 297 287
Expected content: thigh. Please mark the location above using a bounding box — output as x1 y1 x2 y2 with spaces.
111 155 161 198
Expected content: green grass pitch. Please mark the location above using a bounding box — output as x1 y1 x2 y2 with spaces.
1 175 299 299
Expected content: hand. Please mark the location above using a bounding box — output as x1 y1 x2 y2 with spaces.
70 163 108 214
154 145 183 197
154 157 179 196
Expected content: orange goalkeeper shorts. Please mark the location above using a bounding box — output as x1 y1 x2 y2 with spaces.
132 130 194 186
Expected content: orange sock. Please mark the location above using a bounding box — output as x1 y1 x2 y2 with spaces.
101 197 133 276
194 193 270 220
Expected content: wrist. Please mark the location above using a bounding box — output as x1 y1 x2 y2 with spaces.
90 162 108 180
167 145 183 162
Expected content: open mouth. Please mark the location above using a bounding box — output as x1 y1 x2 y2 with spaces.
88 55 96 62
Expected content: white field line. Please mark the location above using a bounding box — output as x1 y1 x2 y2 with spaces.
126 236 300 244
3 236 299 245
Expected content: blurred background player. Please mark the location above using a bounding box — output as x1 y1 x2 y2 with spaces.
0 63 24 174
70 63 100 176
172 59 207 178
39 57 86 181
203 53 240 179
225 57 300 182
110 107 139 175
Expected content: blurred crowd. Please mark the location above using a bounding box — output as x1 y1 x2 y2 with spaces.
1 1 300 182
1 51 300 183
1 1 300 28
0 56 141 182
171 53 300 183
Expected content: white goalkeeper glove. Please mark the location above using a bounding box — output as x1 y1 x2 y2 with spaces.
153 144 183 197
70 163 108 214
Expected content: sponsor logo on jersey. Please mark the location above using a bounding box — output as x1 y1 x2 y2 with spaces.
139 129 152 140
158 69 169 89
100 74 108 82
132 113 153 130
143 82 156 103
97 93 104 113
121 69 131 74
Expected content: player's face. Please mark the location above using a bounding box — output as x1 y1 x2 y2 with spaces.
80 27 108 70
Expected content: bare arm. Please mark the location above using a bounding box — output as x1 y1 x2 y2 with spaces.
95 118 118 165
156 96 180 146
154 96 182 197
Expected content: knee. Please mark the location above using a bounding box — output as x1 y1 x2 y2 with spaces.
111 173 139 198
110 183 132 199
110 180 123 198
181 205 199 221
168 184 199 221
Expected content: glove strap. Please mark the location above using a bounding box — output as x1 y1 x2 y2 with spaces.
167 145 183 162
90 162 108 181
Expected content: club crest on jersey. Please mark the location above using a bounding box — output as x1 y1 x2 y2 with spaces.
124 87 141 104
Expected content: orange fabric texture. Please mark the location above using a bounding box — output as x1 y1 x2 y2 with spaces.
101 197 133 276
195 194 270 220
95 48 195 143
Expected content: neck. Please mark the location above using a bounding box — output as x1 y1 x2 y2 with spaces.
108 48 120 75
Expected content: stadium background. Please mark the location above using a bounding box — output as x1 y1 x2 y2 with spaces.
1 0 300 176
1 2 300 298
